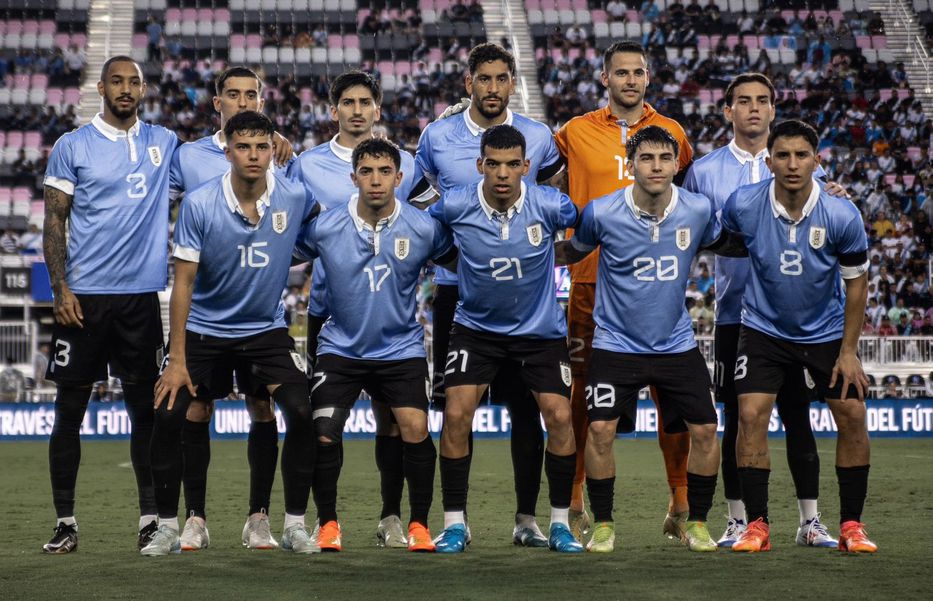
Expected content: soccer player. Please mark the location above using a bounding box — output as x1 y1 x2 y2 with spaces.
168 65 294 552
142 111 319 555
554 41 694 540
288 71 432 547
557 126 738 552
684 73 839 548
414 43 565 546
429 125 582 553
295 138 456 553
41 56 178 553
721 120 876 553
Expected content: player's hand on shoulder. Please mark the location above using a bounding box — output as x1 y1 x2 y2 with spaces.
272 131 294 168
830 351 869 402
155 360 197 411
53 284 84 328
436 98 471 120
823 180 851 200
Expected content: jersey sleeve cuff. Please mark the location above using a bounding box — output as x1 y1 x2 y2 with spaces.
840 261 869 280
173 246 201 263
570 237 595 253
44 176 75 195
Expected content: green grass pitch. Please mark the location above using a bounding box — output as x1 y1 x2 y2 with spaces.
1 438 932 600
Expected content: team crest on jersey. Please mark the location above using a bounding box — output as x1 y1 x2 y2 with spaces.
148 146 162 167
559 362 572 387
527 223 544 247
809 227 826 249
675 227 691 251
395 237 410 260
272 211 287 234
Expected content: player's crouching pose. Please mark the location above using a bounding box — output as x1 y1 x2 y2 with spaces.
429 125 583 553
295 138 456 553
557 126 746 552
723 120 877 553
143 111 320 556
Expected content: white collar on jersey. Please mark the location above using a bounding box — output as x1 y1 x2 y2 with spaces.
348 193 402 232
624 184 679 224
212 130 226 150
92 113 141 141
478 181 526 220
769 178 820 224
329 135 354 163
222 170 275 220
463 108 515 137
728 139 768 164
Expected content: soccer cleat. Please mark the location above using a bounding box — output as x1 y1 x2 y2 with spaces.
731 518 771 552
548 523 584 553
179 515 210 551
434 523 468 553
796 514 838 548
717 517 746 548
42 522 78 554
242 510 279 550
140 524 181 556
586 522 615 553
569 508 592 543
280 523 320 554
682 521 717 552
512 522 548 548
407 522 436 552
137 520 158 551
838 521 878 553
662 511 688 540
376 515 408 548
317 520 342 552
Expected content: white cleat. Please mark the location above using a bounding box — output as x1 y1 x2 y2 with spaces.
717 517 747 548
281 523 320 554
180 515 210 551
242 510 279 550
376 515 408 548
140 524 181 556
796 514 839 548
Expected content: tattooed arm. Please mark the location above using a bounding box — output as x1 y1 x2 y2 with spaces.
43 185 83 327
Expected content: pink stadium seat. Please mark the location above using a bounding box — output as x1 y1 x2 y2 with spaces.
418 0 433 10
855 35 871 49
585 47 596 60
22 131 39 147
556 0 572 10
428 48 442 63
54 33 69 49
813 10 828 20
12 187 31 202
591 9 607 23
13 74 29 89
434 102 447 115
6 132 23 149
230 34 246 48
328 34 343 48
625 10 638 22
871 35 887 49
31 201 44 216
0 188 9 203
780 10 795 21
897 88 910 99
742 35 758 49
396 62 411 76
182 9 198 22
699 89 712 103
377 61 395 75
46 88 63 106
70 33 87 48
63 88 81 106
197 8 213 22
0 133 5 148
710 35 721 47
526 0 541 10
568 47 581 60
712 89 723 102
357 8 371 23
884 174 897 185
40 20 56 35
132 33 147 48
246 34 262 48
23 20 39 34
829 10 843 26
697 35 710 48
0 21 7 36
30 74 47 89
573 0 587 8
725 34 739 48
6 21 23 35
879 88 893 101
907 146 922 161
165 8 181 21
343 35 359 48
904 174 916 188
216 9 230 22
535 47 545 60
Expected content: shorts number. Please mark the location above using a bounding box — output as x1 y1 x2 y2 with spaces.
633 256 678 281
126 173 147 199
585 383 616 408
734 355 748 381
310 371 327 395
714 360 725 387
568 336 586 363
780 250 803 276
364 264 391 292
237 242 270 268
444 349 469 375
54 340 71 367
489 257 523 281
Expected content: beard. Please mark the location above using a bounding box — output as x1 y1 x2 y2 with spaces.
473 96 508 120
104 95 140 120
613 88 643 109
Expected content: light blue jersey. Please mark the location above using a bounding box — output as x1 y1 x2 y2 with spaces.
173 171 318 338
721 179 869 343
414 109 564 285
429 182 577 339
295 197 454 360
44 114 178 294
684 141 827 324
287 135 431 317
571 185 721 354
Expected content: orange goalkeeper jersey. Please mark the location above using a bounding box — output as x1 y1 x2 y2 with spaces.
554 103 693 284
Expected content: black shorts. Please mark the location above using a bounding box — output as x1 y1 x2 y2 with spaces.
586 347 717 434
47 293 165 385
734 326 857 401
311 354 430 413
170 328 307 400
431 284 459 404
443 324 572 397
715 323 818 407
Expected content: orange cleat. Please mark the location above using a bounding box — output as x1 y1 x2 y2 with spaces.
731 518 771 552
318 520 342 552
407 522 436 553
838 521 878 553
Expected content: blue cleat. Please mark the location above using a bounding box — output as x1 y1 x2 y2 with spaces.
434 524 468 553
548 523 584 553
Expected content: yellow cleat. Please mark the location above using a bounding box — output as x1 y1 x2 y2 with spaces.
682 521 717 552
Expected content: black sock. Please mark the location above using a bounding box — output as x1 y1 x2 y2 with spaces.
586 477 615 523
150 389 194 519
720 400 741 501
49 386 90 518
274 385 315 517
781 402 820 501
509 391 543 516
123 383 157 518
248 420 279 515
307 314 326 366
375 435 404 519
737 467 770 524
687 472 718 522
181 419 210 519
404 436 437 525
836 465 870 524
313 441 341 524
440 454 471 512
544 451 576 509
